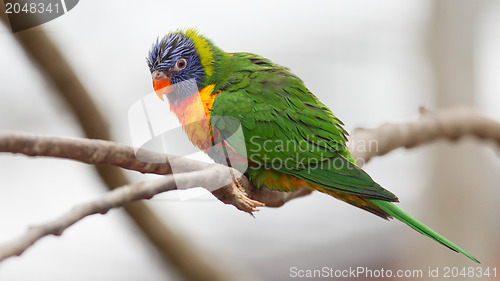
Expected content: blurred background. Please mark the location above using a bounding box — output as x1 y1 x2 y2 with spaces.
1 0 499 280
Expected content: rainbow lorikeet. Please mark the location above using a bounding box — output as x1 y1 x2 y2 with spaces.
146 28 478 263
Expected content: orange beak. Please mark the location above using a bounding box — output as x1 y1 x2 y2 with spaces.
152 71 172 101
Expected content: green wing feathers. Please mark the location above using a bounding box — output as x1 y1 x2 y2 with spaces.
212 52 397 202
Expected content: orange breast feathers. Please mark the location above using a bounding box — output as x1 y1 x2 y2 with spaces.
169 84 218 150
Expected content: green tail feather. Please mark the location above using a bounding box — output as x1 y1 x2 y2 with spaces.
369 199 479 263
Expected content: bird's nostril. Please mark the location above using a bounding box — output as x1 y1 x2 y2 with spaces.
152 71 163 79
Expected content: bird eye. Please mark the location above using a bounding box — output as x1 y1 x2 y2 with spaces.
173 58 187 71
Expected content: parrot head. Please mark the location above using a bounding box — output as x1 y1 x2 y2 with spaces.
147 28 217 104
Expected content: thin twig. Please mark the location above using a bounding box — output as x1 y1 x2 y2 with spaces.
0 175 176 260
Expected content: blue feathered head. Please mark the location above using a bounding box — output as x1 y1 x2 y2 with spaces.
147 29 215 103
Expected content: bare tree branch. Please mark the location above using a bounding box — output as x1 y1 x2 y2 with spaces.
348 107 500 166
0 133 265 211
0 107 499 264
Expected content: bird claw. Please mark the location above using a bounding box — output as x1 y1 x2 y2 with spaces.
211 177 265 214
